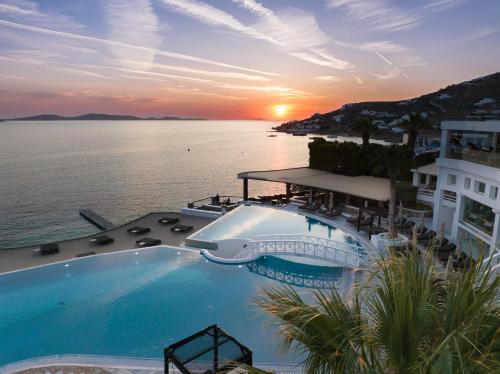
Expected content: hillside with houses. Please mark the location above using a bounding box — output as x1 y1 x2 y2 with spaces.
275 72 500 140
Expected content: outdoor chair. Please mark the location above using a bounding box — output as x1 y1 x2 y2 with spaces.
89 235 114 246
171 224 193 233
346 214 361 224
158 217 180 225
136 237 162 247
127 226 151 235
326 207 343 217
453 252 476 269
34 243 60 256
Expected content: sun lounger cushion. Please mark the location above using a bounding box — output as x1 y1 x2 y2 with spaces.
89 235 114 245
136 238 162 247
171 224 193 233
158 217 180 225
127 226 151 235
36 243 59 255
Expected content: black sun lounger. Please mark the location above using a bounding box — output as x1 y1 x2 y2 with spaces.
127 226 151 235
89 235 114 246
136 237 162 248
158 217 180 225
170 224 193 233
34 243 60 255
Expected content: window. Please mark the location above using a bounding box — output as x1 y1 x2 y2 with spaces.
447 130 500 168
474 181 486 194
447 174 457 185
490 186 498 200
464 177 471 189
420 174 427 185
462 196 494 235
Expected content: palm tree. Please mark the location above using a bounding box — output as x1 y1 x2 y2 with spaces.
253 250 499 374
352 117 377 149
400 113 433 151
379 145 414 238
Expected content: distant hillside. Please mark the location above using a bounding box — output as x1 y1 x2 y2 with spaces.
5 113 206 121
275 71 500 135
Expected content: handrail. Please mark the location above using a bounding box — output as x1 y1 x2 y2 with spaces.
255 234 365 254
232 234 364 268
189 195 243 204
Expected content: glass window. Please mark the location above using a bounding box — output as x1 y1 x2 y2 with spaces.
462 196 495 235
490 186 498 200
474 181 486 194
464 177 471 189
447 174 456 185
447 130 500 168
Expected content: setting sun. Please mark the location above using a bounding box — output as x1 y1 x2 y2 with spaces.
274 105 289 117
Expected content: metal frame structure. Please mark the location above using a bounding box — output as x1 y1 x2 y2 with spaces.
164 324 252 374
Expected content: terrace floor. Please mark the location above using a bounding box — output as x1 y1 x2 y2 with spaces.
0 212 214 274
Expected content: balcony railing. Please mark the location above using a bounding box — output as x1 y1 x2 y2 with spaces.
417 187 435 198
447 149 500 168
443 190 457 203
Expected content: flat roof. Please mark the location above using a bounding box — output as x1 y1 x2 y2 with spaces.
238 167 391 201
442 120 500 132
413 162 438 176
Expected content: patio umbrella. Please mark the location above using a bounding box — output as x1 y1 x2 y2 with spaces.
439 222 445 241
446 254 454 277
329 193 334 211
399 201 404 217
308 190 313 206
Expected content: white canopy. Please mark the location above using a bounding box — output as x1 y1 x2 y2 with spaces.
238 167 391 201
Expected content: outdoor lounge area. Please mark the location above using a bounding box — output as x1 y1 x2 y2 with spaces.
238 167 394 239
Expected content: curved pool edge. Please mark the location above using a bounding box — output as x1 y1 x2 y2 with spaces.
0 354 304 374
0 244 197 277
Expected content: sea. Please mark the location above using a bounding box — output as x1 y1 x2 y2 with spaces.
0 120 383 249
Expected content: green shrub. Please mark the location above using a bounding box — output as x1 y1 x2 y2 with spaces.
308 138 415 181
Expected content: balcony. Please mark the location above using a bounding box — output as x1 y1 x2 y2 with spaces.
448 148 500 168
417 187 435 198
443 190 457 203
462 196 495 236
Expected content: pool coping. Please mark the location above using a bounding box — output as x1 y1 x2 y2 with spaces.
0 354 305 374
187 203 377 260
0 244 196 276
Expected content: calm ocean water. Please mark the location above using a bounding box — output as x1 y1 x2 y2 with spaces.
0 120 385 249
0 120 314 248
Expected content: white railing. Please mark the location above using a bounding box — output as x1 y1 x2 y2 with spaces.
483 250 500 276
418 188 435 197
234 234 363 268
443 190 457 203
255 234 365 254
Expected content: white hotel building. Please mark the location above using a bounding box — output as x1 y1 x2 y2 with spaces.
413 121 500 258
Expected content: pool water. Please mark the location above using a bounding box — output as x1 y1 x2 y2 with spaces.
189 205 361 246
0 247 354 366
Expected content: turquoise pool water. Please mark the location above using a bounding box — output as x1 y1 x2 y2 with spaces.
190 205 361 246
0 247 351 366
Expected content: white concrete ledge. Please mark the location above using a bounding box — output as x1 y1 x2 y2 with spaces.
181 207 222 219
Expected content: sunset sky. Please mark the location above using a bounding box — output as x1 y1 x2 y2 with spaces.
0 0 499 120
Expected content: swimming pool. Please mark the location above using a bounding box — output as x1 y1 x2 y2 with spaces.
188 205 362 248
0 247 355 367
